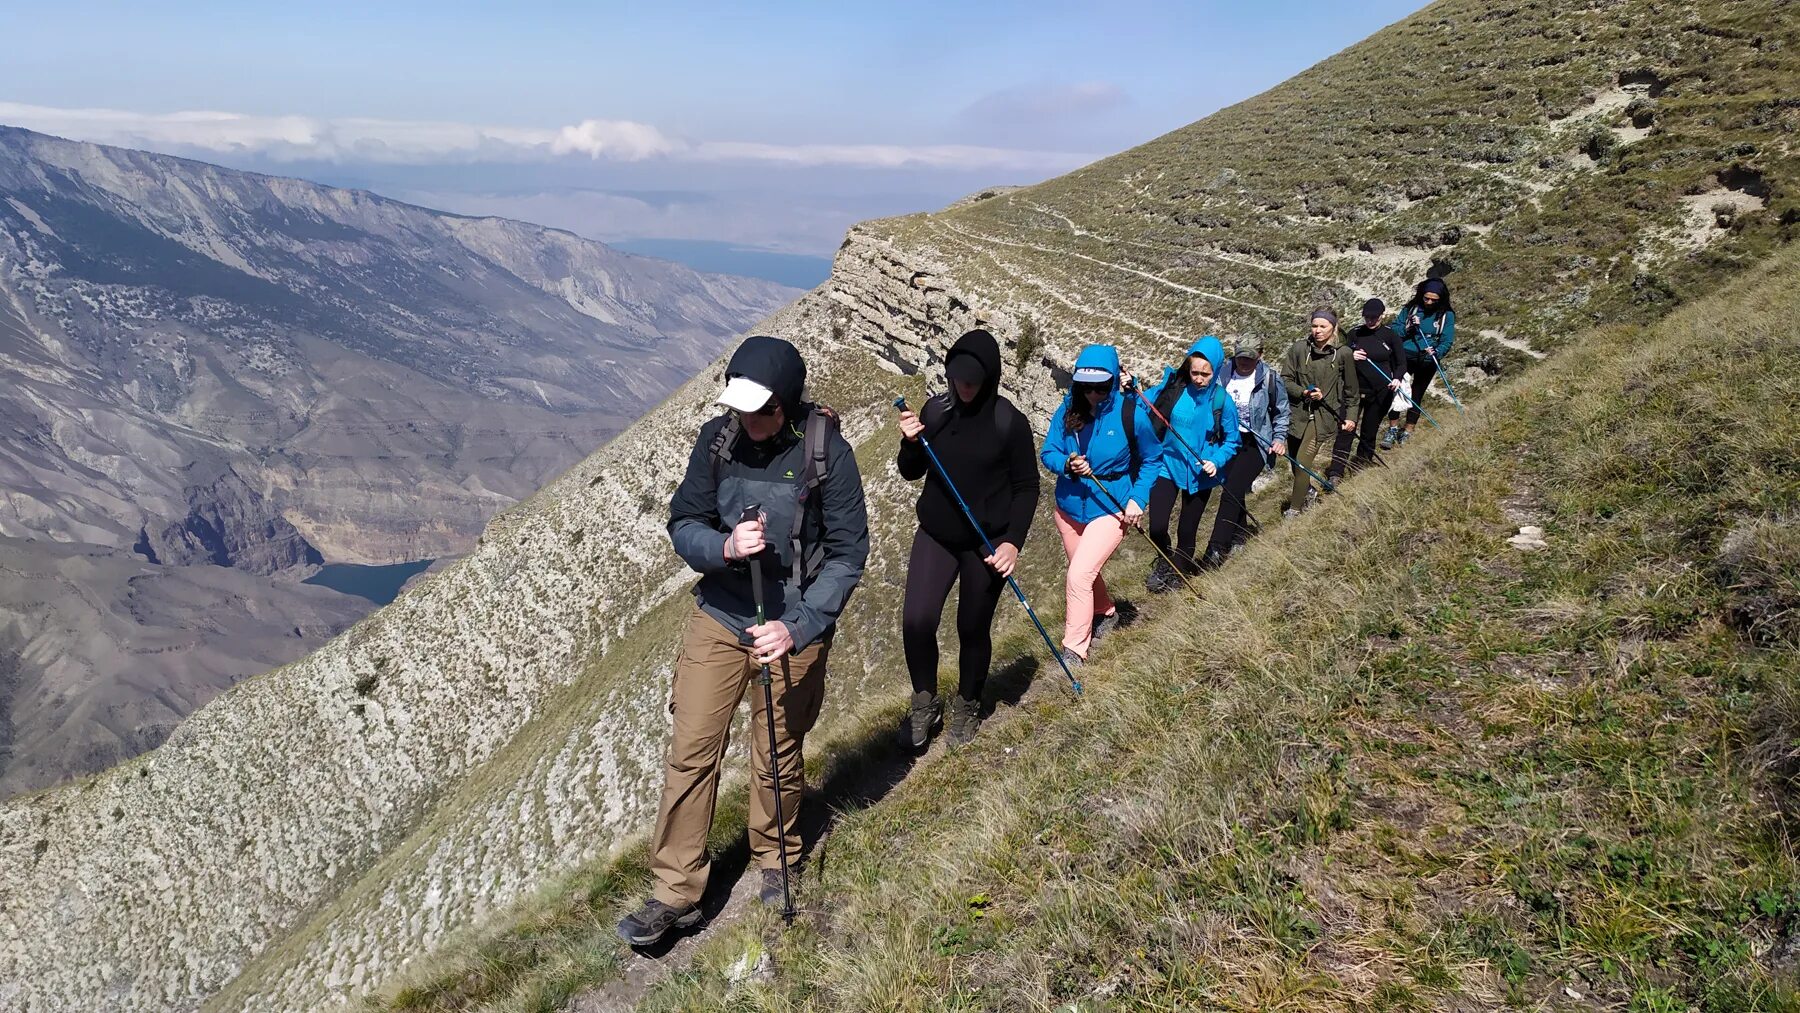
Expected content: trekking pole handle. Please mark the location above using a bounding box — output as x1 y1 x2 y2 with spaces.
739 504 767 616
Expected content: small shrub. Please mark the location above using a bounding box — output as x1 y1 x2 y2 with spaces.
1014 315 1042 371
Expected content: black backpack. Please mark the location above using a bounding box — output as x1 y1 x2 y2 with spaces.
708 403 838 583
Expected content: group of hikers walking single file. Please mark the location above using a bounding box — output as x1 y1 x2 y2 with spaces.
617 276 1460 946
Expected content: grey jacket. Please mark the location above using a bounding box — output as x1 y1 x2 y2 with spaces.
1226 360 1290 461
668 412 868 650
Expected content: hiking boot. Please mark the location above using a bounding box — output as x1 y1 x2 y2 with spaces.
1092 609 1123 641
1283 508 1302 521
1379 425 1398 450
617 897 702 946
946 695 982 749
1197 549 1227 572
1060 650 1085 671
757 867 791 907
901 690 942 749
1306 487 1319 508
1144 559 1177 595
1397 428 1412 445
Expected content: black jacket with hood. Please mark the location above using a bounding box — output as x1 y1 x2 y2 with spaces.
1347 322 1407 394
668 335 869 651
896 329 1040 554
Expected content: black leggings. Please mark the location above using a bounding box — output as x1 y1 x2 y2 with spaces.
1403 356 1437 425
902 528 1005 702
1206 439 1263 556
1148 476 1211 569
1354 388 1396 461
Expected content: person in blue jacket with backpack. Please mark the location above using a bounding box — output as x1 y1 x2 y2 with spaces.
1384 277 1455 447
1128 336 1240 593
1213 335 1289 555
1040 344 1162 666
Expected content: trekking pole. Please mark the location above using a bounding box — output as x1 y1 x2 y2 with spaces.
1078 471 1201 597
740 505 796 923
1362 358 1442 430
1242 424 1336 494
892 398 1081 695
1121 377 1261 534
1426 348 1466 413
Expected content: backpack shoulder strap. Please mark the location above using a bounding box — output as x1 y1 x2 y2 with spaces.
1123 396 1140 481
789 403 838 582
707 412 741 483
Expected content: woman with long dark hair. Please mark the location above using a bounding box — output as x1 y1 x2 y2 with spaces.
1132 336 1239 592
1039 344 1162 665
1384 277 1455 448
895 329 1038 749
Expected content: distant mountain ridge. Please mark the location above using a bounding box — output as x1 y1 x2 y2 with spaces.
0 125 797 794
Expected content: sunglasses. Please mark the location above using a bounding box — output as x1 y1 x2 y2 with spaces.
742 401 780 417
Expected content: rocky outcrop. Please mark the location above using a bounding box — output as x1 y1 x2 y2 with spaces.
137 466 320 572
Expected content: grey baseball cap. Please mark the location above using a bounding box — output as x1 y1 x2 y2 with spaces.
1230 335 1263 358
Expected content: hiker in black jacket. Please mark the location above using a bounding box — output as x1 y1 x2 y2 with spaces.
895 329 1039 750
618 335 869 947
1341 298 1406 472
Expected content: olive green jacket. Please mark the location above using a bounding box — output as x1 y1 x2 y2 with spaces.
1279 335 1361 441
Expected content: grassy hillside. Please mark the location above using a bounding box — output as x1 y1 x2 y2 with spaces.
866 0 1798 375
397 208 1799 1012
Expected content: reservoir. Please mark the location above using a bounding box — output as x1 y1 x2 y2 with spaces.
303 559 435 605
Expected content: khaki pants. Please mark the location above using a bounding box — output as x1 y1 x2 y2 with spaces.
1288 410 1327 512
649 607 830 907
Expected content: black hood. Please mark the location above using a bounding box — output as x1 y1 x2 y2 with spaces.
943 328 1003 411
725 335 807 415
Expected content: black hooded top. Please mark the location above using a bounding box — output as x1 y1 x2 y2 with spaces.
723 334 807 416
896 329 1040 553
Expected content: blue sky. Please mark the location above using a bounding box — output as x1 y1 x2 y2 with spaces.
0 1 1427 255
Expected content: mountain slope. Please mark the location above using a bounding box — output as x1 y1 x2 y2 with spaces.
0 126 796 794
618 219 1800 1013
2 1 1796 1010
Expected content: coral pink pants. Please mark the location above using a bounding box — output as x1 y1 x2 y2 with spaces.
1053 508 1124 660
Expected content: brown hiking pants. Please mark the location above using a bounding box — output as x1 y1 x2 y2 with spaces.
648 607 830 908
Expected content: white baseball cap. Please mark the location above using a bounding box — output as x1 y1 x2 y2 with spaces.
717 375 776 413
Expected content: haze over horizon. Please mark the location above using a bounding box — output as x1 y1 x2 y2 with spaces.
0 1 1426 264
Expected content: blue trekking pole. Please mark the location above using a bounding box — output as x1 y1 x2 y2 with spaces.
1361 357 1443 430
894 396 1082 695
1426 348 1465 413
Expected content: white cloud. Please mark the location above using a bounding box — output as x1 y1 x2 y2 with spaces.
549 119 679 160
0 101 1093 173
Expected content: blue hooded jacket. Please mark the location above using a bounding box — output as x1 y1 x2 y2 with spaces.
1040 344 1164 524
1141 337 1240 493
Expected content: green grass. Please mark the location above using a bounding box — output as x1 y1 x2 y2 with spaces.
612 232 1800 1009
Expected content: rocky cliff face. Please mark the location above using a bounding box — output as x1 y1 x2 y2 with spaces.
2 1 1795 1009
0 126 796 794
